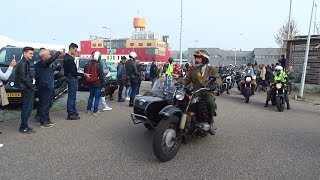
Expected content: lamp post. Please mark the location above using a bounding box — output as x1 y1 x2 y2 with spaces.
288 0 292 40
179 0 183 67
299 0 316 98
102 27 112 59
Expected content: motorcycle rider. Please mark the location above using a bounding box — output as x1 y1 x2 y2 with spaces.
264 65 290 109
239 62 257 95
182 50 222 135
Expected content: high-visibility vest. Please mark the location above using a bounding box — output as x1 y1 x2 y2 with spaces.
165 63 173 75
273 71 287 82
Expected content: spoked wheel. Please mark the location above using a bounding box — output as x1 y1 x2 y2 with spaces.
276 96 285 112
153 116 181 162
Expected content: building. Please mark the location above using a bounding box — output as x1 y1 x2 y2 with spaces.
286 35 320 85
187 48 282 66
253 48 281 65
79 17 171 64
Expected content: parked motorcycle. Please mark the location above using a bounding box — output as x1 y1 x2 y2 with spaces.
270 81 288 112
131 76 216 162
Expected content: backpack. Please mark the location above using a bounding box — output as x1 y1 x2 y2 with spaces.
84 61 99 84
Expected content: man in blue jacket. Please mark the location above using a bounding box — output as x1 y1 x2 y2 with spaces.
35 48 63 128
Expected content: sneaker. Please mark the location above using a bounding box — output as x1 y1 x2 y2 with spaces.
92 111 101 116
47 121 56 126
129 104 133 107
67 115 80 120
103 107 112 111
118 99 125 102
40 122 53 128
20 127 36 134
125 97 130 101
86 110 92 114
73 112 79 116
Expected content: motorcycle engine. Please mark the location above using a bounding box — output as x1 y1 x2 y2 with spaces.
197 100 211 123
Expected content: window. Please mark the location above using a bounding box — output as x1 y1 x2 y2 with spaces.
138 43 143 46
122 50 124 53
98 43 102 47
147 43 152 46
81 44 84 47
118 56 120 60
107 56 109 60
130 43 134 46
92 43 96 47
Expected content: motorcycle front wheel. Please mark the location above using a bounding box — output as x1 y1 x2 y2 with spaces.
245 89 250 103
153 115 181 162
276 96 285 112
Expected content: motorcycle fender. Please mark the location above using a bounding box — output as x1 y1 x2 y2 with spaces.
159 105 182 118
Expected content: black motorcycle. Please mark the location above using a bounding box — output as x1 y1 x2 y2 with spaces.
270 81 288 112
131 77 216 162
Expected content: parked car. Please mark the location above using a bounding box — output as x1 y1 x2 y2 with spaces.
104 61 118 85
0 46 67 104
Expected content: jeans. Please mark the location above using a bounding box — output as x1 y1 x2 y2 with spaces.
37 86 53 124
118 80 126 100
20 89 34 130
87 86 101 113
129 80 139 105
126 86 132 97
65 76 78 116
151 77 157 88
137 80 142 95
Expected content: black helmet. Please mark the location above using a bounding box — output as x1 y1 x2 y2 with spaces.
193 49 210 64
168 57 173 63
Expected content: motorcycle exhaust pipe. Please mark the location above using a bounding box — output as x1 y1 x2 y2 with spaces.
179 113 187 129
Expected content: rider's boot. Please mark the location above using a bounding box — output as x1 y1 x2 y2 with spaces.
287 102 291 110
208 116 216 135
264 100 269 107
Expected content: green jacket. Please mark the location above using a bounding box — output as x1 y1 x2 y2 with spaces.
183 65 222 91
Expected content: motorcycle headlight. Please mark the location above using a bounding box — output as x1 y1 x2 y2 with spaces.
175 90 185 101
276 83 282 89
10 82 14 87
245 77 252 82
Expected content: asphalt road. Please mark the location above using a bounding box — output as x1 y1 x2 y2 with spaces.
0 82 320 180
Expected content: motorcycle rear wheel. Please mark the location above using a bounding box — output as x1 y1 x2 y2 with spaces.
153 115 181 162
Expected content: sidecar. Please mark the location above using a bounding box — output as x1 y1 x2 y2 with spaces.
130 76 177 130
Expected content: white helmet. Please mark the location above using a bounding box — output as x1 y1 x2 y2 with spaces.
275 66 283 71
92 51 102 61
129 52 137 59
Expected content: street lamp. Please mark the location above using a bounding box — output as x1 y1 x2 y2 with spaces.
299 0 316 98
102 26 112 59
179 0 183 67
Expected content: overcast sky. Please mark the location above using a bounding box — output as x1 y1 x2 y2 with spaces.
0 0 316 50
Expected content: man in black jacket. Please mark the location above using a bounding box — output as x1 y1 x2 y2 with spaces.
85 51 107 115
35 48 63 128
125 52 141 107
63 43 90 120
149 59 158 88
279 55 286 70
14 47 36 133
117 56 127 102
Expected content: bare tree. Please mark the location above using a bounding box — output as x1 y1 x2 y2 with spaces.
274 19 299 54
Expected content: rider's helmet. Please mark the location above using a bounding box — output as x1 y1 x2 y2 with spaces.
274 65 283 75
193 50 210 64
92 51 102 61
129 51 137 59
168 57 174 64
